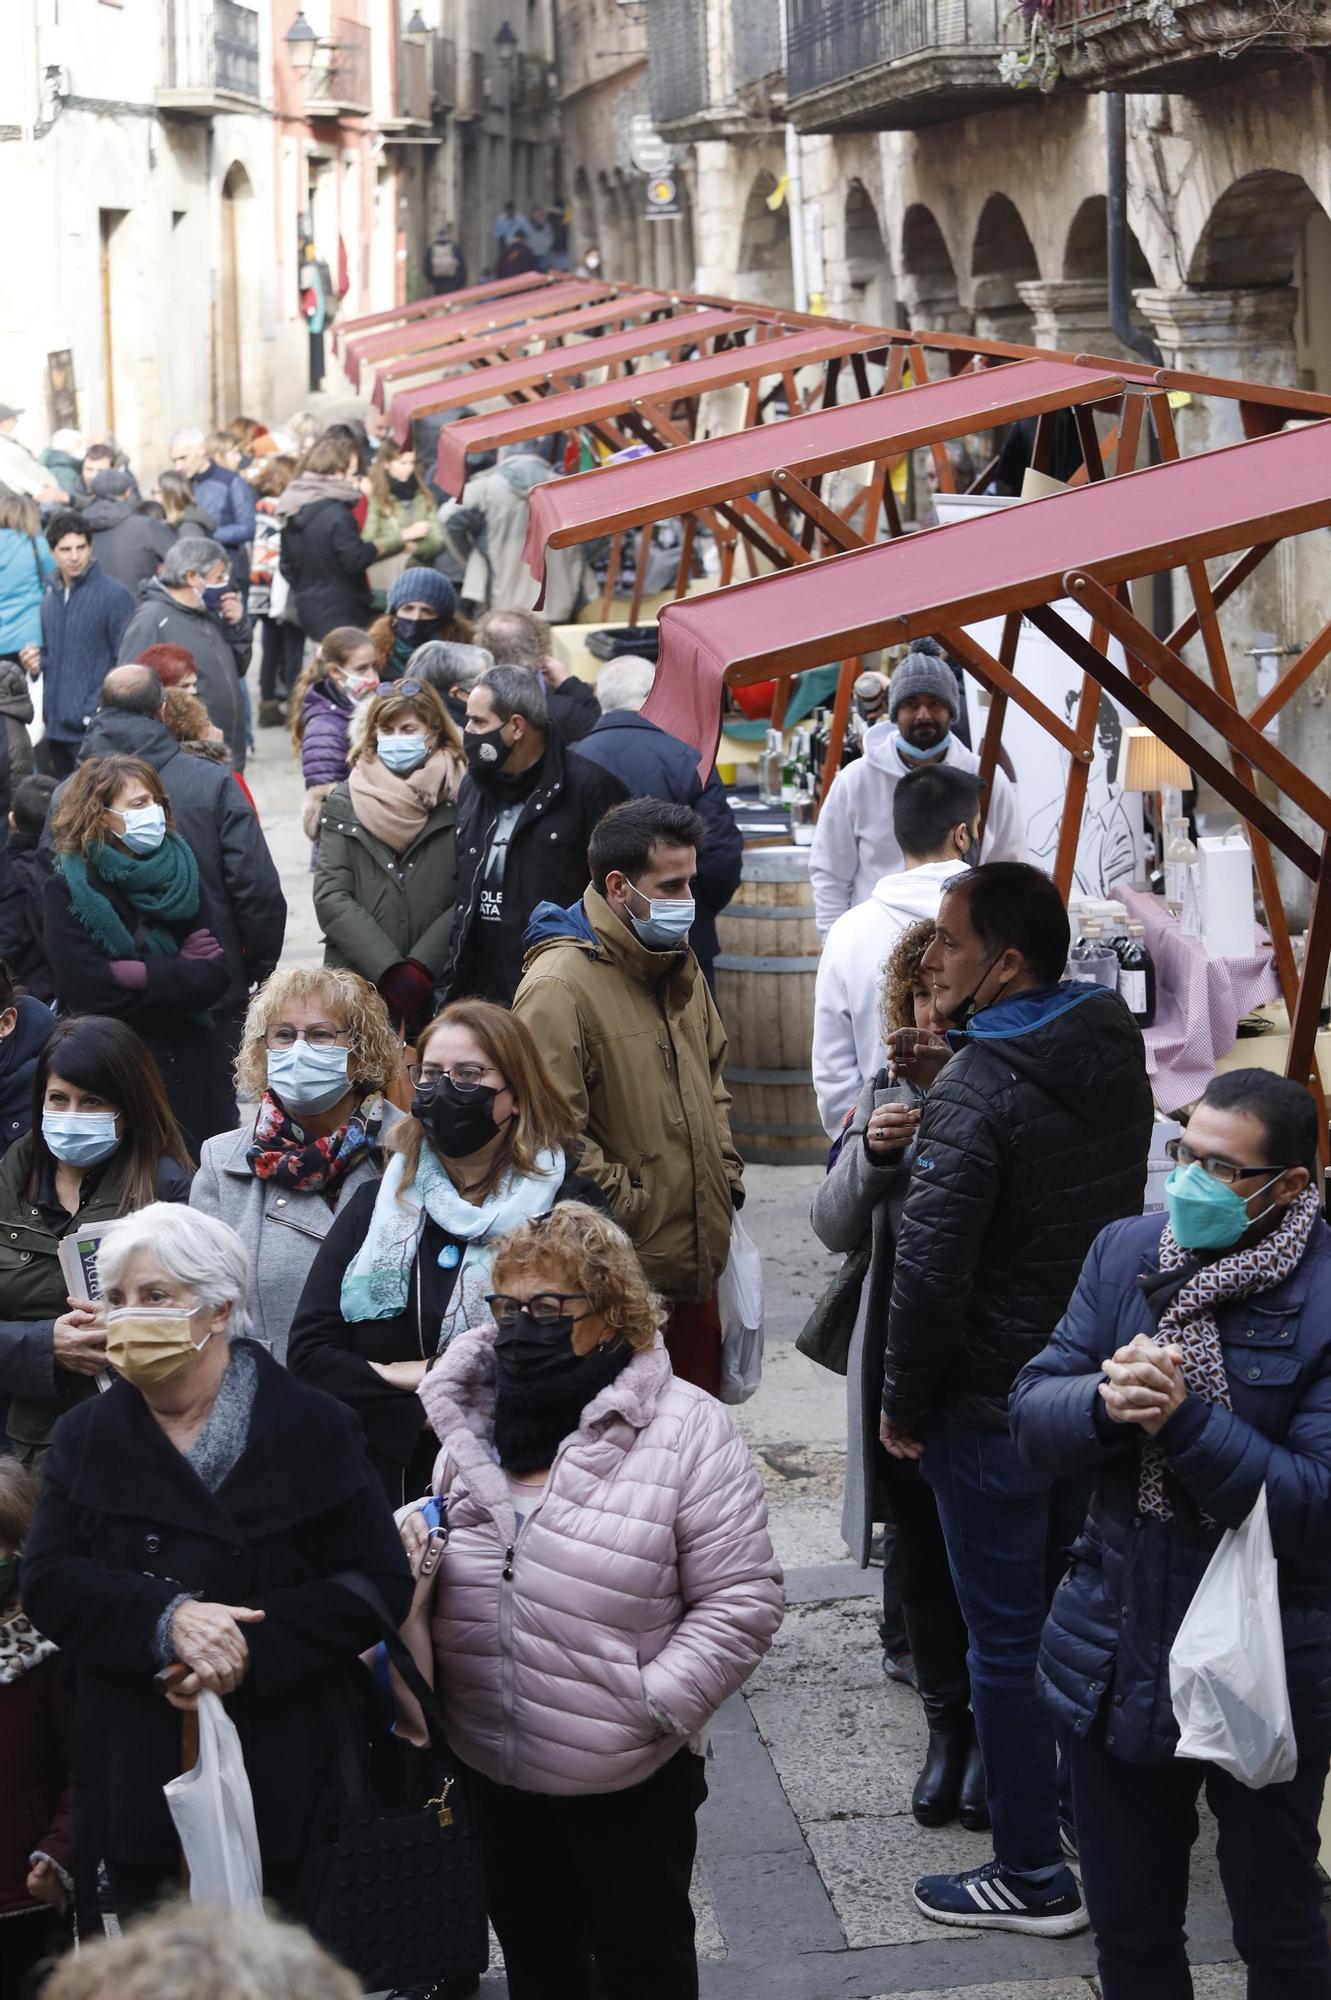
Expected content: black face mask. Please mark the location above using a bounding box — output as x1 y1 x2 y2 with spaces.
946 950 1012 1030
412 1075 505 1158
445 692 468 730
493 1312 584 1387
394 613 442 650
388 474 419 502
464 725 514 778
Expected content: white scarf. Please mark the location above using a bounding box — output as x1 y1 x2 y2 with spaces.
340 1143 565 1350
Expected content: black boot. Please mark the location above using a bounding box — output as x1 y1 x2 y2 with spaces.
958 1723 990 1831
903 1594 973 1828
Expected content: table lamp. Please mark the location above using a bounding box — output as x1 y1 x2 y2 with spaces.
1118 727 1193 882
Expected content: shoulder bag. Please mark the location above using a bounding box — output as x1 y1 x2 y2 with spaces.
796 1233 872 1376
297 1569 489 1992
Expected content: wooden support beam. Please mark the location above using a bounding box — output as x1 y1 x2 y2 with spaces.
1166 544 1274 656
818 659 861 805
1287 837 1331 1097
1055 662 1103 899
1249 614 1331 732
941 625 1091 760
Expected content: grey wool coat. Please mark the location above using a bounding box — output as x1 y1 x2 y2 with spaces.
809 1071 914 1567
312 781 458 983
189 1121 387 1363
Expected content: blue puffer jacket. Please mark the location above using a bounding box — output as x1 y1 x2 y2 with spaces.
0 529 54 653
1011 1210 1331 1764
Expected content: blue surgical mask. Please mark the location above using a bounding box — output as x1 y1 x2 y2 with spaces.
266 1041 351 1116
377 732 428 775
627 883 695 953
897 731 952 763
43 1110 120 1168
119 803 166 855
1164 1161 1282 1252
200 582 229 615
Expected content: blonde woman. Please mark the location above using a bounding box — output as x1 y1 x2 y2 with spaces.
404 1201 783 1999
190 967 403 1361
312 677 464 1035
288 1000 596 1505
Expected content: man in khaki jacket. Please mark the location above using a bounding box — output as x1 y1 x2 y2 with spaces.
513 797 744 1393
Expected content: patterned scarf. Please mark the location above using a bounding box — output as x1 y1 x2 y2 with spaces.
0 1608 57 1685
55 832 200 958
247 1089 382 1203
1138 1185 1321 1520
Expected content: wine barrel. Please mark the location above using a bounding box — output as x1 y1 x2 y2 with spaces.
714 847 825 1166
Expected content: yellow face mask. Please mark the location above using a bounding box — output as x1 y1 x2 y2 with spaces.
104 1305 213 1389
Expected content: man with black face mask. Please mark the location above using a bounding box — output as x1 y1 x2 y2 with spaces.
436 665 626 1009
876 862 1152 1940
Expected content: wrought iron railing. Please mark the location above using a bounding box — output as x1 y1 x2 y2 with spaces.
786 0 1016 95
646 0 711 124
433 33 457 106
397 35 430 119
733 0 783 86
162 0 261 99
308 17 370 107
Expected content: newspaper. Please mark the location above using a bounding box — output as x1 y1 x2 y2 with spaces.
57 1223 113 1391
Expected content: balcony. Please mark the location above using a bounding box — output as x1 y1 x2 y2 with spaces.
1047 0 1331 89
785 0 1026 132
515 51 556 113
306 18 371 117
452 46 487 119
647 0 784 140
157 0 263 116
380 35 433 132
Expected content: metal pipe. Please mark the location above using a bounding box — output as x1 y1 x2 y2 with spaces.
778 6 809 313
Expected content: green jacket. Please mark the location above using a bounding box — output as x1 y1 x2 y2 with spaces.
363 490 444 564
0 1136 193 1456
312 780 458 982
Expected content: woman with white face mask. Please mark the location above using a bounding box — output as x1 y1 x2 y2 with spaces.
19 1202 411 1931
0 1015 192 1471
42 753 235 1157
313 680 465 1039
191 968 404 1362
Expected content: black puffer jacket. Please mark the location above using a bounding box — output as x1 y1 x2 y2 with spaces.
882 982 1153 1432
279 497 378 640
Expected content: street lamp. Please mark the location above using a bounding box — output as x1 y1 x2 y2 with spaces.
284 10 318 71
494 20 517 63
404 7 429 38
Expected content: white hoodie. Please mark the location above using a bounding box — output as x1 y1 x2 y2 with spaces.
812 859 965 1138
808 724 1027 937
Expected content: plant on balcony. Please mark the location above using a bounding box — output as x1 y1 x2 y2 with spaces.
997 0 1061 88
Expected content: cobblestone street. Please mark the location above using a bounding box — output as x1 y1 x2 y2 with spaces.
242 725 1249 2000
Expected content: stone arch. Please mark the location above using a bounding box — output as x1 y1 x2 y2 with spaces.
1188 169 1321 288
899 202 964 331
841 180 893 325
970 192 1040 344
1063 195 1154 288
736 168 794 309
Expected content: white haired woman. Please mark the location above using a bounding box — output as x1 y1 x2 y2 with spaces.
20 1202 411 1928
190 967 404 1361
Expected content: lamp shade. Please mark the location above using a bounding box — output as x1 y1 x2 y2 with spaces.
1117 726 1191 793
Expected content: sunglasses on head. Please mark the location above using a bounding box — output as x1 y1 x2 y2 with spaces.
379 679 424 696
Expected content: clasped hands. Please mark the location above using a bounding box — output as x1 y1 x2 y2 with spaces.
1098 1333 1188 1435
163 1599 266 1710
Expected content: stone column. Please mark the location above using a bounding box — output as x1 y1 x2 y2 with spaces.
972 274 1034 349
897 278 972 336
1134 285 1299 448
1016 277 1132 360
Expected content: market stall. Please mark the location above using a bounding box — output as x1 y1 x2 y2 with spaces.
342 279 618 389
330 269 558 360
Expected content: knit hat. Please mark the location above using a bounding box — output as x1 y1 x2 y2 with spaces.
388 567 456 621
889 643 958 722
91 467 134 500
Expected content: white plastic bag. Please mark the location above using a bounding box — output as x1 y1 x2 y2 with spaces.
717 1214 764 1405
163 1689 264 1907
1168 1484 1297 1789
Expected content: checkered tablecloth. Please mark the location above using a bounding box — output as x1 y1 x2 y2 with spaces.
1117 885 1281 1115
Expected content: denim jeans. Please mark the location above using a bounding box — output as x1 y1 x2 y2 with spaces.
922 1412 1086 1874
1069 1712 1331 1999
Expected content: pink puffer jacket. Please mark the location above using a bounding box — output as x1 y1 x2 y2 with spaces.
416 1327 784 1796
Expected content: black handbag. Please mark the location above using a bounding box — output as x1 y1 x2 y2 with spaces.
795 1235 872 1376
298 1571 489 1993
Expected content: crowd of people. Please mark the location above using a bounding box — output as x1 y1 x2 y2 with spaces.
0 385 1328 2000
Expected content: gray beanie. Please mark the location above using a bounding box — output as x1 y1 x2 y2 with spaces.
889 646 958 722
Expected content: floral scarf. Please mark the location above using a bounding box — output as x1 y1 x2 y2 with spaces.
1139 1185 1321 1520
340 1142 564 1350
247 1089 382 1203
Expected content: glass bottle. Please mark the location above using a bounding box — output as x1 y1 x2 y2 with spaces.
1068 920 1119 991
1164 817 1197 905
759 727 783 807
1115 921 1157 1027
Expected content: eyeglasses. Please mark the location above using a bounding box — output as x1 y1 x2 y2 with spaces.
408 1061 499 1091
379 678 425 696
265 1026 348 1052
487 1293 591 1327
1165 1138 1288 1186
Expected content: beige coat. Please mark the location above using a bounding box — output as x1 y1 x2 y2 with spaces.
442 454 585 621
512 888 743 1303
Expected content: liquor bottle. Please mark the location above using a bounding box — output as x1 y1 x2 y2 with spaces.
1163 818 1197 905
759 728 783 806
1115 921 1157 1026
1068 921 1119 991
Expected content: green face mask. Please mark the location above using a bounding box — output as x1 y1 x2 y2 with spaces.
0 1553 19 1604
1164 1161 1281 1252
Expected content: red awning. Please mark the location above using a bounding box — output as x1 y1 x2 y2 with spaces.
372 292 678 413
521 356 1123 596
434 325 887 496
331 272 556 356
644 419 1331 768
386 307 756 443
343 281 614 387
